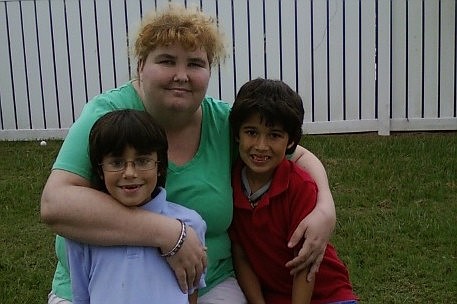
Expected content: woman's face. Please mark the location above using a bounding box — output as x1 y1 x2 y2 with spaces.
138 44 211 116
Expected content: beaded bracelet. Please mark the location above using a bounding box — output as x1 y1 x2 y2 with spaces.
161 219 187 258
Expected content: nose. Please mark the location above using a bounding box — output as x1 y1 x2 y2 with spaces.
173 65 189 83
122 161 138 177
254 135 268 150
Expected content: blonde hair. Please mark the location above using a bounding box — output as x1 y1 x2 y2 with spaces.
133 4 226 70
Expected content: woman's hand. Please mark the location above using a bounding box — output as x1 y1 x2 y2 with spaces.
286 205 335 281
165 225 207 293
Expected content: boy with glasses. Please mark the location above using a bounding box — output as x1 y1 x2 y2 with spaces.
65 109 206 304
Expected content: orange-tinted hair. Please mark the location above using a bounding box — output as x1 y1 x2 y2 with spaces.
133 4 226 72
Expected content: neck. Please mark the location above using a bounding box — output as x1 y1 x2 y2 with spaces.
244 168 273 193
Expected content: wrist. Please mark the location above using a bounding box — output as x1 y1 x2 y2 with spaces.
160 219 187 257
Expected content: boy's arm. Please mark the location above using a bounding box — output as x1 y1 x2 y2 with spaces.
291 265 314 304
188 291 198 304
232 243 266 304
287 145 336 280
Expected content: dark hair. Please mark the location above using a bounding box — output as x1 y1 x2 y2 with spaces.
229 78 305 154
89 109 168 191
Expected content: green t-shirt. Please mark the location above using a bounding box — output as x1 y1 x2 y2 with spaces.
51 81 236 299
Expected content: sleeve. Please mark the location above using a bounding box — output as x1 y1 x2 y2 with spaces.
65 239 90 304
185 212 207 290
52 98 114 179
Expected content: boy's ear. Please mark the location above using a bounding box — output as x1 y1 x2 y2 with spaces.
287 141 295 149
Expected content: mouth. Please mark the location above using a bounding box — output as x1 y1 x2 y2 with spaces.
167 87 191 92
250 154 271 162
119 184 142 191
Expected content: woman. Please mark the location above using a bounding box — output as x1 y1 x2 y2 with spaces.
41 4 335 304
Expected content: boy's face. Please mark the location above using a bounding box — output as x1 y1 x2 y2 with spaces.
100 146 159 207
238 113 293 183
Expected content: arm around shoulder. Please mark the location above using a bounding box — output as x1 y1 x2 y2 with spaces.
287 145 336 278
41 169 180 247
289 145 336 233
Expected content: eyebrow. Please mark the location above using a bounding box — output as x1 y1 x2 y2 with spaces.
154 53 208 66
154 53 175 60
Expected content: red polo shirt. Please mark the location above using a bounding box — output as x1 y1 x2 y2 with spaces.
230 158 357 304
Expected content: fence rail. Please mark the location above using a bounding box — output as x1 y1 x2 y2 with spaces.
1 0 456 140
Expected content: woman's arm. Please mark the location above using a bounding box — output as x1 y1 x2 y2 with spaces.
40 169 206 292
287 145 336 281
232 243 266 304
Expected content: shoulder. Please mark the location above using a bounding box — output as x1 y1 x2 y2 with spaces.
166 202 207 244
285 160 318 191
166 201 207 229
202 96 231 116
201 96 232 139
76 82 143 126
83 81 143 113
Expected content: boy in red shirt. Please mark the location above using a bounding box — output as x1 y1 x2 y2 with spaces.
229 78 358 304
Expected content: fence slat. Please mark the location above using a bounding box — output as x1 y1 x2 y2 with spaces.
311 0 329 122
0 2 15 130
407 0 424 119
423 0 439 118
215 0 236 100
439 0 456 118
232 0 250 91
296 0 313 125
328 0 344 122
344 0 360 121
360 0 376 120
35 0 58 129
6 2 29 129
391 0 407 119
280 0 298 89
377 0 392 135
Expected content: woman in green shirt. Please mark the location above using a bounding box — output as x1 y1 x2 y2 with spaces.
42 4 336 304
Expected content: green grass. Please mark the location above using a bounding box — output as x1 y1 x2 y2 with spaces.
1 133 456 303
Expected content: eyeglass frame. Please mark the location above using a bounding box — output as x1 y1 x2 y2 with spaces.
99 157 160 172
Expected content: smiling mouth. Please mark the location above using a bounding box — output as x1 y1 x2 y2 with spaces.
120 185 141 190
251 155 270 162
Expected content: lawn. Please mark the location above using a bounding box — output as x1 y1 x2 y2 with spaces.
0 132 456 303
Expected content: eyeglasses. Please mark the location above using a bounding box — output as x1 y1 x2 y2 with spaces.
100 157 159 172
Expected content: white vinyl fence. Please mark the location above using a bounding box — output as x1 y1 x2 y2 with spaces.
1 0 456 140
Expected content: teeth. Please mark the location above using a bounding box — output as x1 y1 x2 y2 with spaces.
122 185 139 189
252 155 269 161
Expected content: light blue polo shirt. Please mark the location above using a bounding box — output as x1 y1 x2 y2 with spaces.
65 188 206 304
